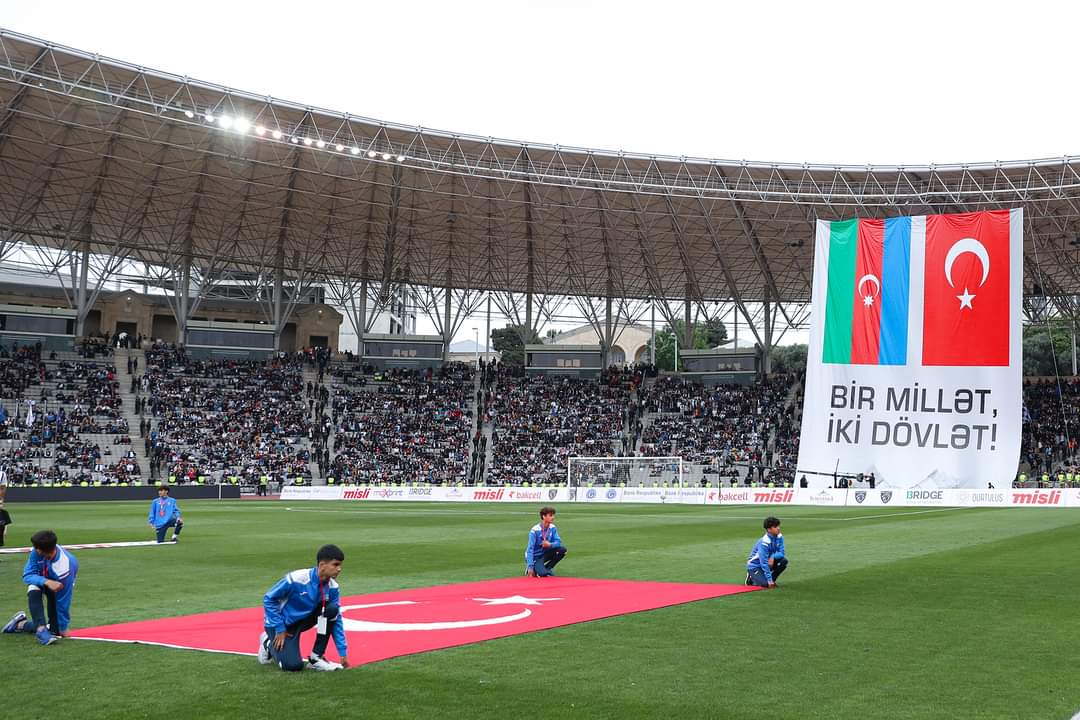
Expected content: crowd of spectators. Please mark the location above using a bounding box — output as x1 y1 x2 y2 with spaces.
12 329 1080 491
0 345 137 485
1019 378 1080 478
486 371 629 485
143 343 313 483
327 363 473 485
636 375 797 485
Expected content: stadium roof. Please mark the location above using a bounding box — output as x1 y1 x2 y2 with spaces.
2 28 1080 321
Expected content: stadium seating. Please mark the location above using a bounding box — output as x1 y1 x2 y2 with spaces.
327 363 473 485
487 372 630 486
143 345 313 485
4 334 1077 489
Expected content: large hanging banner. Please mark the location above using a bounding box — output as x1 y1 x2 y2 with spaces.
797 210 1022 489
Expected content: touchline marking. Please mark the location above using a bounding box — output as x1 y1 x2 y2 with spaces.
0 540 176 555
839 507 972 521
284 507 535 517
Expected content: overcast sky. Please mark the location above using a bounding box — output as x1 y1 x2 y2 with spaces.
5 1 1076 346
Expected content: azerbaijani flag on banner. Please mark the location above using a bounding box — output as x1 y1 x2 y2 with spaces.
821 210 1011 367
822 216 911 365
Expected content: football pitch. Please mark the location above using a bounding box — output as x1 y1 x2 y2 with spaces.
1 500 1078 720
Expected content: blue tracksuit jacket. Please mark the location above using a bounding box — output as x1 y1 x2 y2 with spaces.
23 545 79 632
263 567 347 657
148 496 181 529
525 522 563 569
746 532 784 584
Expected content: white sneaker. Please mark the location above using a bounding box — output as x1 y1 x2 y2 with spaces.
257 631 272 665
307 653 343 671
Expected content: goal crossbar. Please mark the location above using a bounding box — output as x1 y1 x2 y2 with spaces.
567 456 685 488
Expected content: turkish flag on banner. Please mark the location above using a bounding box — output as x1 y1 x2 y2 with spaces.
922 211 1011 366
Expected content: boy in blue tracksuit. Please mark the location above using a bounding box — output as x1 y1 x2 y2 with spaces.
259 544 349 672
3 529 79 645
525 506 567 577
148 484 184 543
745 516 788 588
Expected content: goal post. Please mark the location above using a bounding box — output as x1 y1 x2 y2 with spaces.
567 456 685 488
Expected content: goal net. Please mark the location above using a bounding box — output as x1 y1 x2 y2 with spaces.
567 456 685 488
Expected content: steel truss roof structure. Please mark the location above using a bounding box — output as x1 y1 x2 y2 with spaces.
2 28 1080 346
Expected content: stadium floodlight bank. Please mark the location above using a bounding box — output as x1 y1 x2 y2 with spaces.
568 456 685 488
0 304 77 352
678 348 759 385
185 319 276 360
526 344 603 378
362 334 444 370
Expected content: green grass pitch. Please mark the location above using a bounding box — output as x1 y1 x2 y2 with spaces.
1 500 1078 720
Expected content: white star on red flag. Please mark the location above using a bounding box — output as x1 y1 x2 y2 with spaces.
956 287 975 310
471 595 563 606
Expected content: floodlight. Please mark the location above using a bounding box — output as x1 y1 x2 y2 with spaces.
396 155 405 162
303 137 313 146
367 150 377 158
382 153 391 161
184 110 195 119
218 115 233 129
255 125 266 136
205 113 215 122
316 140 326 148
350 147 360 155
272 130 283 139
335 144 345 152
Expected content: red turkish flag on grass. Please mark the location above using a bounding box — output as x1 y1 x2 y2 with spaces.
922 211 1011 366
70 577 756 666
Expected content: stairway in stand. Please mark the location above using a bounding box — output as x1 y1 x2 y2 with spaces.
302 364 327 484
112 346 152 483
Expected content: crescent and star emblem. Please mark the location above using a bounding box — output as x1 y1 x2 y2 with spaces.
339 595 563 632
857 274 880 307
944 237 990 310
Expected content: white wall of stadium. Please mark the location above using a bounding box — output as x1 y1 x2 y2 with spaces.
280 486 1080 508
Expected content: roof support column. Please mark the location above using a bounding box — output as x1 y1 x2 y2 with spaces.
177 238 192 346
74 231 91 337
604 286 614 368
684 285 693 351
443 280 453 362
272 239 285 351
357 271 369 360
762 287 773 375
485 293 492 362
524 183 535 345
1073 318 1077 377
650 299 656 366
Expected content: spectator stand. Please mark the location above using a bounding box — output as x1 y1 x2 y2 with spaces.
0 345 137 486
327 363 474 486
636 375 796 487
143 346 314 487
487 371 629 486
